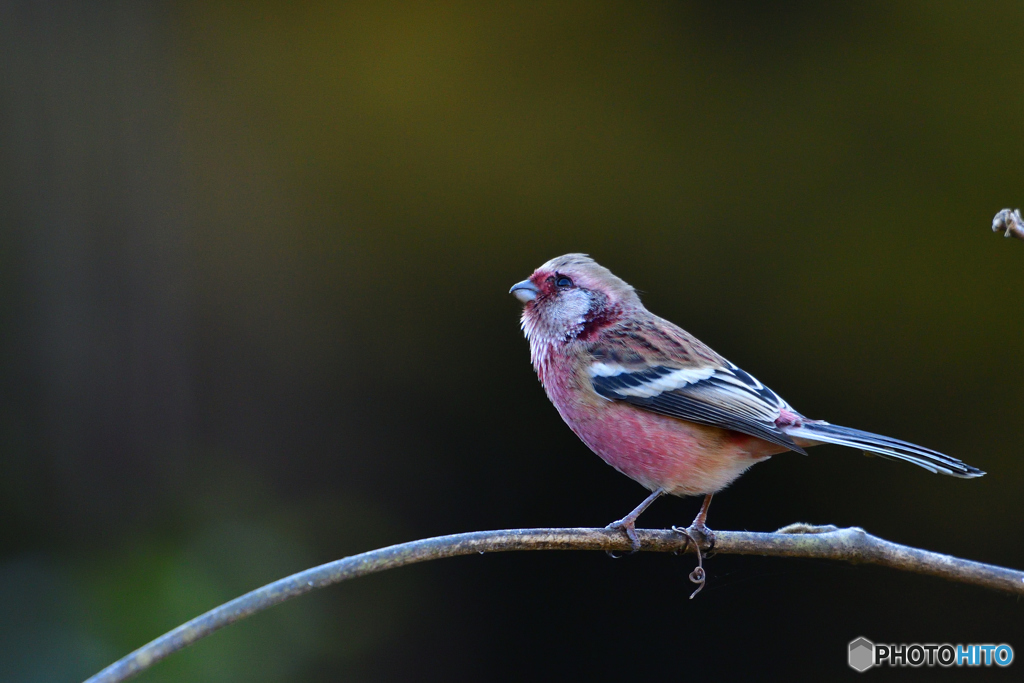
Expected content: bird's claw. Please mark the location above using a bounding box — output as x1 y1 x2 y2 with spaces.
687 522 716 553
605 518 641 558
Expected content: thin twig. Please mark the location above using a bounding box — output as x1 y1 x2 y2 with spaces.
84 525 1024 683
992 208 1024 240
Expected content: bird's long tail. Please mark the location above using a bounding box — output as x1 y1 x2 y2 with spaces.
782 421 985 478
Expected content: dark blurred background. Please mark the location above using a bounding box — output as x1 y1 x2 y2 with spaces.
1 2 1022 681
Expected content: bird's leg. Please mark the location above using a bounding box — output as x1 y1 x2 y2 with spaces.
672 494 716 598
605 487 664 556
688 493 716 549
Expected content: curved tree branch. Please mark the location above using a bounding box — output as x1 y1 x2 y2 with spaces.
84 525 1024 683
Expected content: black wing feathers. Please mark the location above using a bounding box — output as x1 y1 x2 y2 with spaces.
591 364 806 454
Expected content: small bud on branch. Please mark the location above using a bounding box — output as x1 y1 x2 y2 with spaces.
992 208 1024 240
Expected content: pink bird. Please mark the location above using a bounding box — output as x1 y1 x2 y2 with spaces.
510 254 983 569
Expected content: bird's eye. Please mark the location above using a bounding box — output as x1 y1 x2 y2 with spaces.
555 276 573 288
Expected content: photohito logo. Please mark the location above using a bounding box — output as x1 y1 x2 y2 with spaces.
848 637 1014 671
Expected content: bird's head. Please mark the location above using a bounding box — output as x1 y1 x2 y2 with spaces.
510 254 641 343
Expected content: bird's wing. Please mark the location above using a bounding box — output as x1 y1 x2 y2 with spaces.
585 320 805 454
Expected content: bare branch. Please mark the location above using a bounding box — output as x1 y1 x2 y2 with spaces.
992 208 1024 240
84 525 1024 683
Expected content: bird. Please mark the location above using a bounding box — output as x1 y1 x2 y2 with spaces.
510 253 984 564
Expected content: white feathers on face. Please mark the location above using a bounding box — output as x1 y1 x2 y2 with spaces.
521 282 603 346
545 287 594 336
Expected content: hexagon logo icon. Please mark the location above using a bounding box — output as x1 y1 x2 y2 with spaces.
849 637 875 672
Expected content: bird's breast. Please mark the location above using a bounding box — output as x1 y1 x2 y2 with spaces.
530 340 783 495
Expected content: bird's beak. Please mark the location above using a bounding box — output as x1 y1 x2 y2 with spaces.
509 279 540 303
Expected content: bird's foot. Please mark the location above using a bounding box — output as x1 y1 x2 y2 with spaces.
685 521 716 553
671 523 715 599
605 518 641 558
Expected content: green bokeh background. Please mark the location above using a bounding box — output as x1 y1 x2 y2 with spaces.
1 2 1022 680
